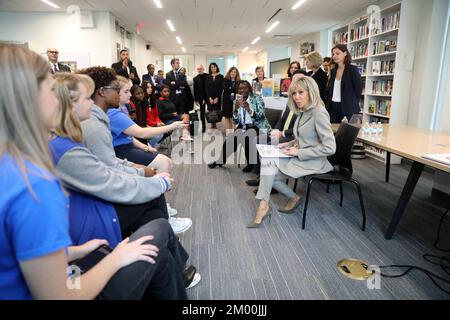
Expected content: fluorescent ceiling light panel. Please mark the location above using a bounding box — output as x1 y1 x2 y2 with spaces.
153 0 163 8
181 47 186 52
291 0 307 10
176 36 182 44
41 0 60 8
265 20 280 33
166 20 175 32
251 37 261 45
242 47 249 52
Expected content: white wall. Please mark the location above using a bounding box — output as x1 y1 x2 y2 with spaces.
404 0 450 129
237 52 257 75
194 53 207 72
0 11 115 68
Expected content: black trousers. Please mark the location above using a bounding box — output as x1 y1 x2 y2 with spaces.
114 195 169 238
219 126 259 165
199 102 206 130
97 218 188 300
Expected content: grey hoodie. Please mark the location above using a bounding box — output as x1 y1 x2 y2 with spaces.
81 105 144 176
54 144 165 204
51 104 164 205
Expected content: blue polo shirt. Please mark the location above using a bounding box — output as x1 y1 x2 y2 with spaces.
0 154 71 300
107 108 134 147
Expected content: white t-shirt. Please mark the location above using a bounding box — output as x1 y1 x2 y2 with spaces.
332 79 342 103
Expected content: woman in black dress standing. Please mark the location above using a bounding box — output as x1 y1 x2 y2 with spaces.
222 67 241 135
205 62 224 129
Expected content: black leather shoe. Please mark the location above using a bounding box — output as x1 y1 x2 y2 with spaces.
242 164 254 173
253 188 278 195
202 127 206 133
208 162 223 169
182 265 196 288
246 179 260 187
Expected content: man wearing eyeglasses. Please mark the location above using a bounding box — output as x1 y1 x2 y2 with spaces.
47 48 71 74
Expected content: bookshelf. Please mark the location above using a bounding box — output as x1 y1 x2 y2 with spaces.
331 2 402 164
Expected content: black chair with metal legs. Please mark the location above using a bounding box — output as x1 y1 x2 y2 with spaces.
300 122 366 231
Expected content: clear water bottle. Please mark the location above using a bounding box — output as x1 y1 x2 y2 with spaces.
371 122 377 135
377 122 383 135
363 122 370 135
342 116 348 123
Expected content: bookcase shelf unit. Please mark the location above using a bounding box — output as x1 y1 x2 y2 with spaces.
331 2 402 164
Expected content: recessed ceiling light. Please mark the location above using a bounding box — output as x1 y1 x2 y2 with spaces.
291 0 307 10
166 20 175 32
153 0 163 8
251 37 261 45
41 0 60 9
266 20 280 33
176 36 182 44
242 47 249 52
181 47 186 53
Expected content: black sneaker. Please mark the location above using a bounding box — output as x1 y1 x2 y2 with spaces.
182 265 196 288
242 164 254 173
253 188 278 195
245 179 260 187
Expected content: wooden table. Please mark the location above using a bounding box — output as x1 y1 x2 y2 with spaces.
334 123 450 239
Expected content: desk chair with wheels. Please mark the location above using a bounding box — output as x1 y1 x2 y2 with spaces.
301 122 367 230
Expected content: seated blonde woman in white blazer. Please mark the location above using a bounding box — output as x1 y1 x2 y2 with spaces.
248 77 336 228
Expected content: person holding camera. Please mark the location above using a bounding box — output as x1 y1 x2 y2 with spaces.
208 81 271 172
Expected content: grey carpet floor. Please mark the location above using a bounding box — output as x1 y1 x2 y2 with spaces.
163 129 450 300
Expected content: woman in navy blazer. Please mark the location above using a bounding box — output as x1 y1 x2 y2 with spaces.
326 44 362 123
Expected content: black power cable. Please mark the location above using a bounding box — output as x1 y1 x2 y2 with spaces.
378 208 450 295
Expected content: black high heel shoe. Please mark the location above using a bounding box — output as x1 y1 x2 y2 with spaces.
208 161 223 169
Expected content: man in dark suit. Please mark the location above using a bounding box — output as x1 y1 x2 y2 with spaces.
111 49 140 86
164 58 187 115
193 64 208 132
142 64 161 97
47 48 71 74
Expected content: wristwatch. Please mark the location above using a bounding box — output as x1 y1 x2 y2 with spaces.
144 146 151 153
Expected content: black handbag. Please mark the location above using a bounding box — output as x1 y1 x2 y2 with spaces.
206 109 222 123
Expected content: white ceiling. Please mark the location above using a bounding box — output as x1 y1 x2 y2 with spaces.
0 0 379 54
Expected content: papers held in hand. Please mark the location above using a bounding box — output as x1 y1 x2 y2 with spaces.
257 144 294 158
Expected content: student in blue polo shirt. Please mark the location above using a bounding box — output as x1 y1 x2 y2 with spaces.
108 83 186 173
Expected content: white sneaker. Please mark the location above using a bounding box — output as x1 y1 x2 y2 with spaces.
187 272 201 289
167 203 178 217
181 135 194 141
169 217 192 235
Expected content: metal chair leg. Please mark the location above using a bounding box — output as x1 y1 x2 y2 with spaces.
293 179 298 192
302 178 316 230
339 182 343 207
326 183 330 193
351 179 366 231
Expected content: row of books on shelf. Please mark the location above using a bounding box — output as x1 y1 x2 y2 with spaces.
371 80 393 95
371 59 395 75
372 40 397 55
371 12 401 35
350 24 369 42
368 99 391 116
350 43 368 59
333 32 348 45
